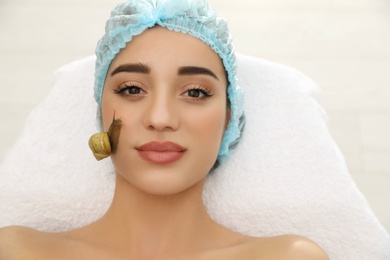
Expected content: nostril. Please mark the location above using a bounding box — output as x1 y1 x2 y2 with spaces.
143 96 180 131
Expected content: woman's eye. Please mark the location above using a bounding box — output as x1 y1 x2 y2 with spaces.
184 88 212 99
114 85 145 96
124 86 144 95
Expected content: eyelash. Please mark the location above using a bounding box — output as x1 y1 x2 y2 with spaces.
113 82 145 96
183 86 213 100
112 82 213 100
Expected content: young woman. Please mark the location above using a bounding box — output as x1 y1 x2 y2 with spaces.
0 0 328 259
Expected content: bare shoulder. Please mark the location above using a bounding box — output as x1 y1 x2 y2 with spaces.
0 225 41 259
276 234 329 259
0 225 119 260
209 233 328 260
245 234 329 260
0 225 73 259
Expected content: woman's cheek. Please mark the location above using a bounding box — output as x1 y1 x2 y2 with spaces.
195 105 226 146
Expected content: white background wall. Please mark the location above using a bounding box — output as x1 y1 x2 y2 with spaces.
0 0 389 232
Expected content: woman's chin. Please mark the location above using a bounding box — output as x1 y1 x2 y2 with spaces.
113 167 204 196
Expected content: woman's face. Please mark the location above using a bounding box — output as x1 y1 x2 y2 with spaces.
101 26 229 195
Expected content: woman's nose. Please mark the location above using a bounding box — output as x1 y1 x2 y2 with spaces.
143 94 179 132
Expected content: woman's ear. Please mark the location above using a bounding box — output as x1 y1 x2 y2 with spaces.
225 108 232 130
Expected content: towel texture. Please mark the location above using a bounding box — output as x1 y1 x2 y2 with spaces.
0 54 389 259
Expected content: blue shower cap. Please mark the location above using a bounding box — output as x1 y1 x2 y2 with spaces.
94 0 245 164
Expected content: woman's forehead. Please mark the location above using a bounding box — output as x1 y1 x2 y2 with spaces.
110 27 225 74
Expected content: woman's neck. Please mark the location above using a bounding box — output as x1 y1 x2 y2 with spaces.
83 173 232 258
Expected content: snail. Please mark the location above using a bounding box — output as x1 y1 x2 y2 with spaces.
88 113 122 161
88 132 111 161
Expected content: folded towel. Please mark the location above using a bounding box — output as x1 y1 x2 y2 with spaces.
0 54 389 259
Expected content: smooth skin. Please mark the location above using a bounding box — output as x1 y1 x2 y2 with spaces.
0 27 329 259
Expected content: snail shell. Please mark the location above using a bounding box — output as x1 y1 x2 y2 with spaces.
88 132 111 161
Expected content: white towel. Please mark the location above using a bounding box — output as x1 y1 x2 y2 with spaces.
0 54 389 259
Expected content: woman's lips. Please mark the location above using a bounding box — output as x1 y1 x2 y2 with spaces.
136 141 186 164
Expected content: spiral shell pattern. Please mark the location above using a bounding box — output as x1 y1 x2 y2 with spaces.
88 132 111 161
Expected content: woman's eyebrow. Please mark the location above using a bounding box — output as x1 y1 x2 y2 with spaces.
110 63 151 77
178 66 219 80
